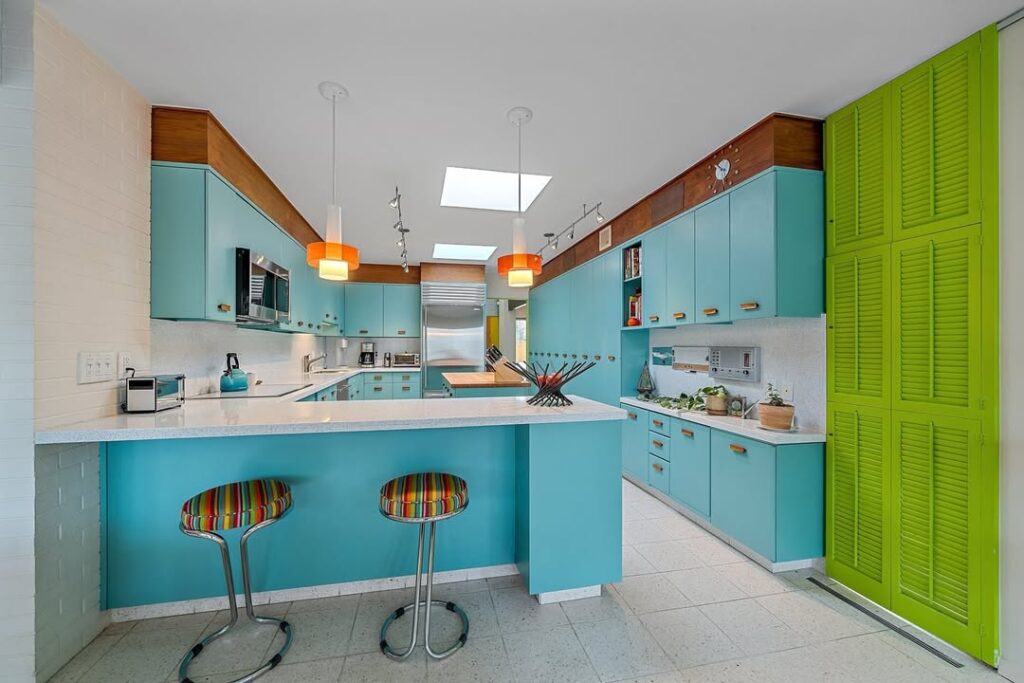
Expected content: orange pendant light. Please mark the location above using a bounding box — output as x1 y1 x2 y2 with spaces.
496 107 541 288
308 82 359 281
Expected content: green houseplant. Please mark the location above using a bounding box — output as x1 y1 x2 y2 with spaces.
701 385 729 416
759 383 795 430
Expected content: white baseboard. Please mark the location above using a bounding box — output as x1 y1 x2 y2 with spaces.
623 474 822 573
536 585 601 604
110 563 519 622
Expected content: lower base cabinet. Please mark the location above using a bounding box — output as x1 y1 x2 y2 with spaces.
620 404 648 480
621 404 824 564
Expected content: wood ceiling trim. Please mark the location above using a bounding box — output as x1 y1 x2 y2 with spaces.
534 112 822 286
152 106 322 246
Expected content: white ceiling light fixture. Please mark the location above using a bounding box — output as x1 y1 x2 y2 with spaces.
389 185 410 273
440 167 551 212
432 244 498 261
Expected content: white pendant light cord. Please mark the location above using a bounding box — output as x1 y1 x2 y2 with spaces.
331 94 338 206
517 118 523 216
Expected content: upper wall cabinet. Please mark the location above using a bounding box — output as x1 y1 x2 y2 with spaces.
893 33 982 240
825 86 891 254
345 283 421 338
382 284 422 338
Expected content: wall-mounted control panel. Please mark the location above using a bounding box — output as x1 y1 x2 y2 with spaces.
708 346 760 383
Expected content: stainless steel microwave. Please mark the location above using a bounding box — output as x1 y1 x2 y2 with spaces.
236 248 290 324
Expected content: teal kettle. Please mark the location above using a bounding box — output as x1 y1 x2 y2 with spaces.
220 353 249 392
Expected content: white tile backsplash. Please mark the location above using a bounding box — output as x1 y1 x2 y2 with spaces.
647 317 826 431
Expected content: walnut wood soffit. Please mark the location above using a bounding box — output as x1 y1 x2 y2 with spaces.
534 113 822 286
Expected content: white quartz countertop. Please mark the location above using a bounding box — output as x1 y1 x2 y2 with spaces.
619 397 825 445
35 392 625 444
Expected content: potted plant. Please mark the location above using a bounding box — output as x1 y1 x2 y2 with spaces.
759 383 795 430
702 385 729 416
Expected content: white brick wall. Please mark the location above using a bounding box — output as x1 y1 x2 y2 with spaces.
32 5 151 431
1 0 38 679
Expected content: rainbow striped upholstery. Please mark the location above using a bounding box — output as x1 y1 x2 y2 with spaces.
380 472 468 521
181 479 292 532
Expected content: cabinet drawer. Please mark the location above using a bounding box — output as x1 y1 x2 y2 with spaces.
364 382 393 400
392 371 420 384
621 405 648 480
365 373 388 383
647 454 671 495
648 431 670 461
710 432 776 560
648 413 670 436
394 383 420 398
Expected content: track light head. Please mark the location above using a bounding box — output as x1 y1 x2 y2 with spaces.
596 209 605 223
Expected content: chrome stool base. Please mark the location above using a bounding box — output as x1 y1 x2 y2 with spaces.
379 520 469 660
178 516 293 683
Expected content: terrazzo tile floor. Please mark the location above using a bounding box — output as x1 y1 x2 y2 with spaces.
51 479 1007 683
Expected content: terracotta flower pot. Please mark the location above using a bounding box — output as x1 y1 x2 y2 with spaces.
705 394 728 416
759 403 795 430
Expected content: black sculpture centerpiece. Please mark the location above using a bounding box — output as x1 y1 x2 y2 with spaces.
502 360 596 407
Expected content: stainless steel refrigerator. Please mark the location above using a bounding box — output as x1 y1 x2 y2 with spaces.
420 282 486 397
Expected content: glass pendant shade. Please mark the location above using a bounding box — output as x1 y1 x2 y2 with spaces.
307 204 359 280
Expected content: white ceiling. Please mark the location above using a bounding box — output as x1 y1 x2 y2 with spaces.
42 0 1018 267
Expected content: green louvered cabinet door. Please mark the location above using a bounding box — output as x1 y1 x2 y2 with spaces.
892 32 982 240
891 411 983 657
826 246 890 408
826 403 890 606
825 86 891 254
892 225 982 420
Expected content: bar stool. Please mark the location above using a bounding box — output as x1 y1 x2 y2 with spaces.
176 479 294 683
378 472 470 660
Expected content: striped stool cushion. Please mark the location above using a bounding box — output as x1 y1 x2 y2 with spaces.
181 479 292 532
380 472 468 521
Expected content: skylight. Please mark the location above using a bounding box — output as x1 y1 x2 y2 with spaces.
432 243 498 261
440 167 552 212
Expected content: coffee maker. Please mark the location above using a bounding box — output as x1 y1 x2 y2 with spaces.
359 342 375 368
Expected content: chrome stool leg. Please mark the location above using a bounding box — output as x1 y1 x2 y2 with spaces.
177 516 294 683
379 521 469 661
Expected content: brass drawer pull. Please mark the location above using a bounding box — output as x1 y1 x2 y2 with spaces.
652 462 664 473
217 303 232 312
652 419 664 428
627 412 637 421
398 330 406 335
740 302 760 311
401 386 410 391
359 329 369 334
608 355 616 361
729 444 747 454
373 375 383 380
673 312 686 320
703 307 719 316
681 428 694 438
594 355 602 360
374 387 384 392
652 440 664 449
649 315 659 323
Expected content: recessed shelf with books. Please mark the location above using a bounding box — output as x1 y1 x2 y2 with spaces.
622 241 643 329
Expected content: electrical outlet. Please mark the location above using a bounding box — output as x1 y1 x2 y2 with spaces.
117 351 132 378
77 351 115 384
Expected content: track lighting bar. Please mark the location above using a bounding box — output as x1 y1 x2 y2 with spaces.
389 185 410 272
537 202 604 255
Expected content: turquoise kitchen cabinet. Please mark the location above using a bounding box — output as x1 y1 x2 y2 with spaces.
664 212 696 326
621 404 648 480
729 169 824 320
151 165 209 320
382 285 421 338
694 194 731 323
344 284 384 337
669 419 710 517
709 430 823 563
641 225 668 328
347 373 364 399
647 454 671 494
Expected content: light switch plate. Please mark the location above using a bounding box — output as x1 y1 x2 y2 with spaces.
77 351 116 384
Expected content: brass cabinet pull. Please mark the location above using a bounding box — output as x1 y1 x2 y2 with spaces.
649 315 659 323
397 330 406 335
681 428 694 438
652 462 664 473
608 355 616 361
729 444 747 454
652 419 664 428
594 354 602 360
673 312 686 320
373 387 384 392
572 354 577 358
373 375 383 380
401 375 411 380
217 303 232 312
401 386 410 391
739 302 760 311
582 354 589 359
627 412 638 420
359 329 369 334
652 440 664 449
703 307 719 316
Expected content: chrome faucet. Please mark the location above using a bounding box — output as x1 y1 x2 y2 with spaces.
303 352 327 373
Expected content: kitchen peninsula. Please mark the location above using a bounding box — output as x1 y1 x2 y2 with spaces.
36 390 624 616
